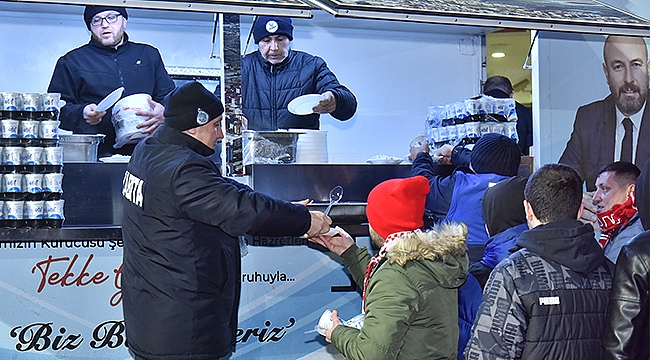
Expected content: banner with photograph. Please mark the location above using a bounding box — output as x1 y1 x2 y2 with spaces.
537 32 649 189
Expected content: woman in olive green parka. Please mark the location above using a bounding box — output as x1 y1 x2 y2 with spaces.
310 176 468 360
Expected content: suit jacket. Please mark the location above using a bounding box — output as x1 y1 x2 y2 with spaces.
559 94 650 191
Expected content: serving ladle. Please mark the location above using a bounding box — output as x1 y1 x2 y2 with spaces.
323 185 343 216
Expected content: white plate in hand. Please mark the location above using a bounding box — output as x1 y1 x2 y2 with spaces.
302 227 340 238
322 227 340 236
95 87 124 112
288 94 324 115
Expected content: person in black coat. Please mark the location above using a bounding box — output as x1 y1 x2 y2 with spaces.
48 5 175 156
121 81 332 360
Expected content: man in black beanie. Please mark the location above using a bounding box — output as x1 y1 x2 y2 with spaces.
411 133 521 262
121 81 332 360
48 5 175 157
241 16 357 131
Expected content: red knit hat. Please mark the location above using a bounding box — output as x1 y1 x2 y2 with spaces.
366 176 430 239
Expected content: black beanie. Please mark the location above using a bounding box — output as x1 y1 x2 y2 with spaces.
470 133 521 176
84 5 128 30
163 81 224 131
253 16 293 43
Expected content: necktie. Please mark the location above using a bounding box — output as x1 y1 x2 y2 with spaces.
621 118 633 162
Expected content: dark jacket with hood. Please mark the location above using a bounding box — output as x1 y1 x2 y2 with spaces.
469 176 529 288
602 159 650 360
241 49 357 131
464 219 613 359
459 177 528 359
121 125 311 359
48 34 175 156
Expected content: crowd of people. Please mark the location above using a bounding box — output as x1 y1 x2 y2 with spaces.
314 136 649 360
56 6 647 359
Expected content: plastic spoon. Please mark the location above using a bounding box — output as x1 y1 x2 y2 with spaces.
323 185 343 216
303 186 343 238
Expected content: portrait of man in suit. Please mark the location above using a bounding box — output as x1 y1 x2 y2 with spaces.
560 35 649 191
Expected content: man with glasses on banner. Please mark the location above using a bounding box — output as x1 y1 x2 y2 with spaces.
560 35 649 192
48 5 175 157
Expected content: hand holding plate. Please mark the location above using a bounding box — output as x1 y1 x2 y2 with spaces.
312 91 337 114
288 94 325 115
83 104 106 126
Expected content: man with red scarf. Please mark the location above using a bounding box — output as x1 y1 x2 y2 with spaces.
594 161 643 263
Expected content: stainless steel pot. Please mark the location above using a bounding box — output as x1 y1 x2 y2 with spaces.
59 134 105 162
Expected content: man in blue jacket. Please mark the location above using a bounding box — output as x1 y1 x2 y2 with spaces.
410 133 521 262
241 16 357 131
48 5 175 156
121 81 331 360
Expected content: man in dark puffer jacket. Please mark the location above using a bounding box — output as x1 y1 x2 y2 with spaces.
464 163 613 359
241 16 357 131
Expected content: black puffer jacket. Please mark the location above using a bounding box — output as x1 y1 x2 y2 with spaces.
48 34 175 156
121 125 311 359
602 159 650 360
464 220 613 359
241 50 357 130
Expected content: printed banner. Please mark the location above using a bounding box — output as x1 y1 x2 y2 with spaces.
0 237 366 359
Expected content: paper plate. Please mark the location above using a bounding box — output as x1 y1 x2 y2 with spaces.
367 159 402 165
288 94 324 115
96 87 125 112
367 155 403 164
99 155 131 163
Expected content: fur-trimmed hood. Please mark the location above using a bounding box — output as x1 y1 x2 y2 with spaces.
386 222 469 288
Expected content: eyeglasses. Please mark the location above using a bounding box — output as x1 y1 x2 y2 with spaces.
90 13 122 27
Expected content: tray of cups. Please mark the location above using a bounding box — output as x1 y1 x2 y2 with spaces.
0 198 64 229
1 117 61 142
0 219 63 229
0 110 58 121
0 164 63 174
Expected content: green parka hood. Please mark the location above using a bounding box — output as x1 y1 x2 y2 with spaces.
386 222 469 288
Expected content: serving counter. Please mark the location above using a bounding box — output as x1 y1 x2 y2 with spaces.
3 162 446 359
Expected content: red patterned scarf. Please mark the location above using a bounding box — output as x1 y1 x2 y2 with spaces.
597 192 637 249
361 230 415 314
